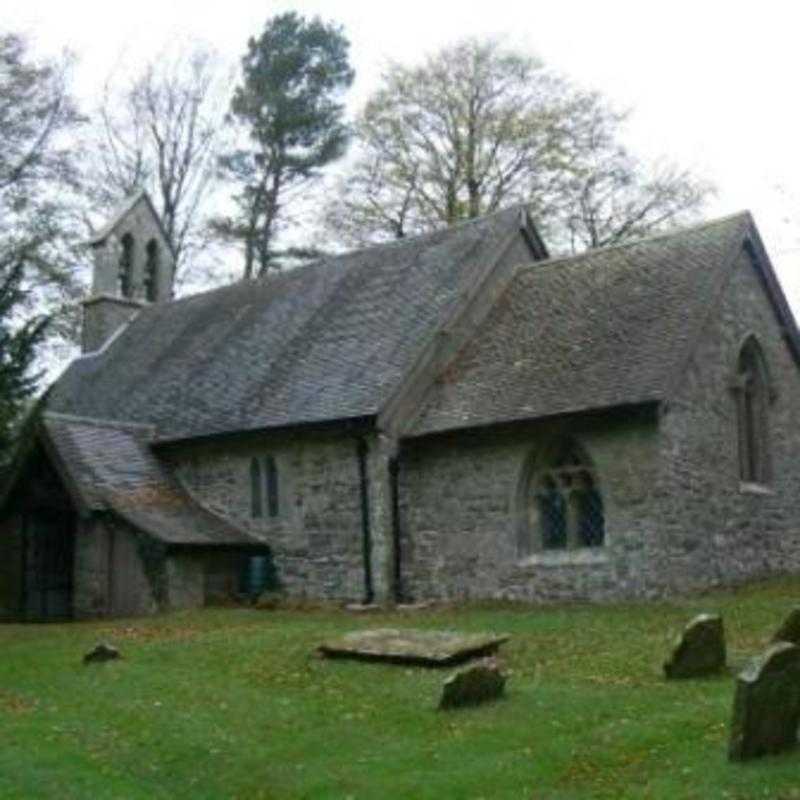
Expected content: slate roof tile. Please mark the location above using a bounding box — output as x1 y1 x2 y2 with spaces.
41 413 261 546
47 206 531 441
410 212 754 435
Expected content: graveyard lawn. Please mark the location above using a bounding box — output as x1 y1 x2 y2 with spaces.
4 581 800 799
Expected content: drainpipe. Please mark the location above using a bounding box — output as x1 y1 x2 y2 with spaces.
356 438 374 604
389 454 404 604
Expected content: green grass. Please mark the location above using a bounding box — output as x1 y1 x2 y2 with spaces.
3 580 800 799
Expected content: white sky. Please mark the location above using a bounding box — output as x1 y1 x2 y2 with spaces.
8 0 800 309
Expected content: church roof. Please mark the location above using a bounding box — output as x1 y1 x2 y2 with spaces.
46 205 796 445
39 413 263 547
410 211 796 436
47 206 539 441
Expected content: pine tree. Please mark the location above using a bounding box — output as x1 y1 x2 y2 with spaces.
215 12 354 278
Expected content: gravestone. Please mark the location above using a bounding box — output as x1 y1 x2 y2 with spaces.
318 628 509 667
771 607 800 646
83 642 121 665
663 613 726 679
728 641 800 761
439 657 507 710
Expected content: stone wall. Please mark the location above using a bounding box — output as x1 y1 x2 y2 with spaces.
654 246 800 594
80 295 142 354
60 242 800 609
398 412 660 602
83 194 174 353
90 195 173 303
397 246 800 603
165 552 206 610
168 429 372 602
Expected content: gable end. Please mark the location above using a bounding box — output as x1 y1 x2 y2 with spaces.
741 230 800 367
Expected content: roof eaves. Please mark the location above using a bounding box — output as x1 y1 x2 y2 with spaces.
107 504 262 548
404 399 661 441
151 414 375 450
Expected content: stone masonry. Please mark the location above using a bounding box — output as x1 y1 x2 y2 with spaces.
394 247 800 603
161 245 800 608
169 430 378 602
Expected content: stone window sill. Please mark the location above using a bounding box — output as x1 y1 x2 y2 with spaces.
739 482 775 496
518 549 609 568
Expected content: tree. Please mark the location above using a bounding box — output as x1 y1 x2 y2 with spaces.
215 12 354 279
0 262 47 454
88 44 228 283
326 38 712 251
0 31 83 398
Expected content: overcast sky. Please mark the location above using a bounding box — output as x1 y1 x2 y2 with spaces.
8 0 800 308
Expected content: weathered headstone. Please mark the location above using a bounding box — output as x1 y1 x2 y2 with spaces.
728 641 800 761
318 628 509 667
771 607 800 646
663 613 726 679
83 642 121 665
439 657 507 710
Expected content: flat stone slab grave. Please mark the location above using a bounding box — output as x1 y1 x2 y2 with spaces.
317 628 510 667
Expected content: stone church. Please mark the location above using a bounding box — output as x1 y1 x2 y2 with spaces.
2 191 800 620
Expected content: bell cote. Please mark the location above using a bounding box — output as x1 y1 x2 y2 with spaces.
81 190 175 353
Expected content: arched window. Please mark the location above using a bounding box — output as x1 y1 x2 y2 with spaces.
118 233 134 298
735 337 771 484
144 239 159 302
250 457 263 518
520 438 605 555
265 455 279 518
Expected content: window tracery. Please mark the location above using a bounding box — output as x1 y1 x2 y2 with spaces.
520 438 605 556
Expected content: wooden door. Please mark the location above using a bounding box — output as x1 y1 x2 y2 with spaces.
23 512 75 621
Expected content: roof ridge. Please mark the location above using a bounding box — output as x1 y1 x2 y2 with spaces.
142 203 531 314
142 255 338 313
87 189 148 244
314 203 529 261
516 211 752 274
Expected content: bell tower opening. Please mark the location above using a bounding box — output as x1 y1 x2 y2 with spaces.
81 191 175 353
